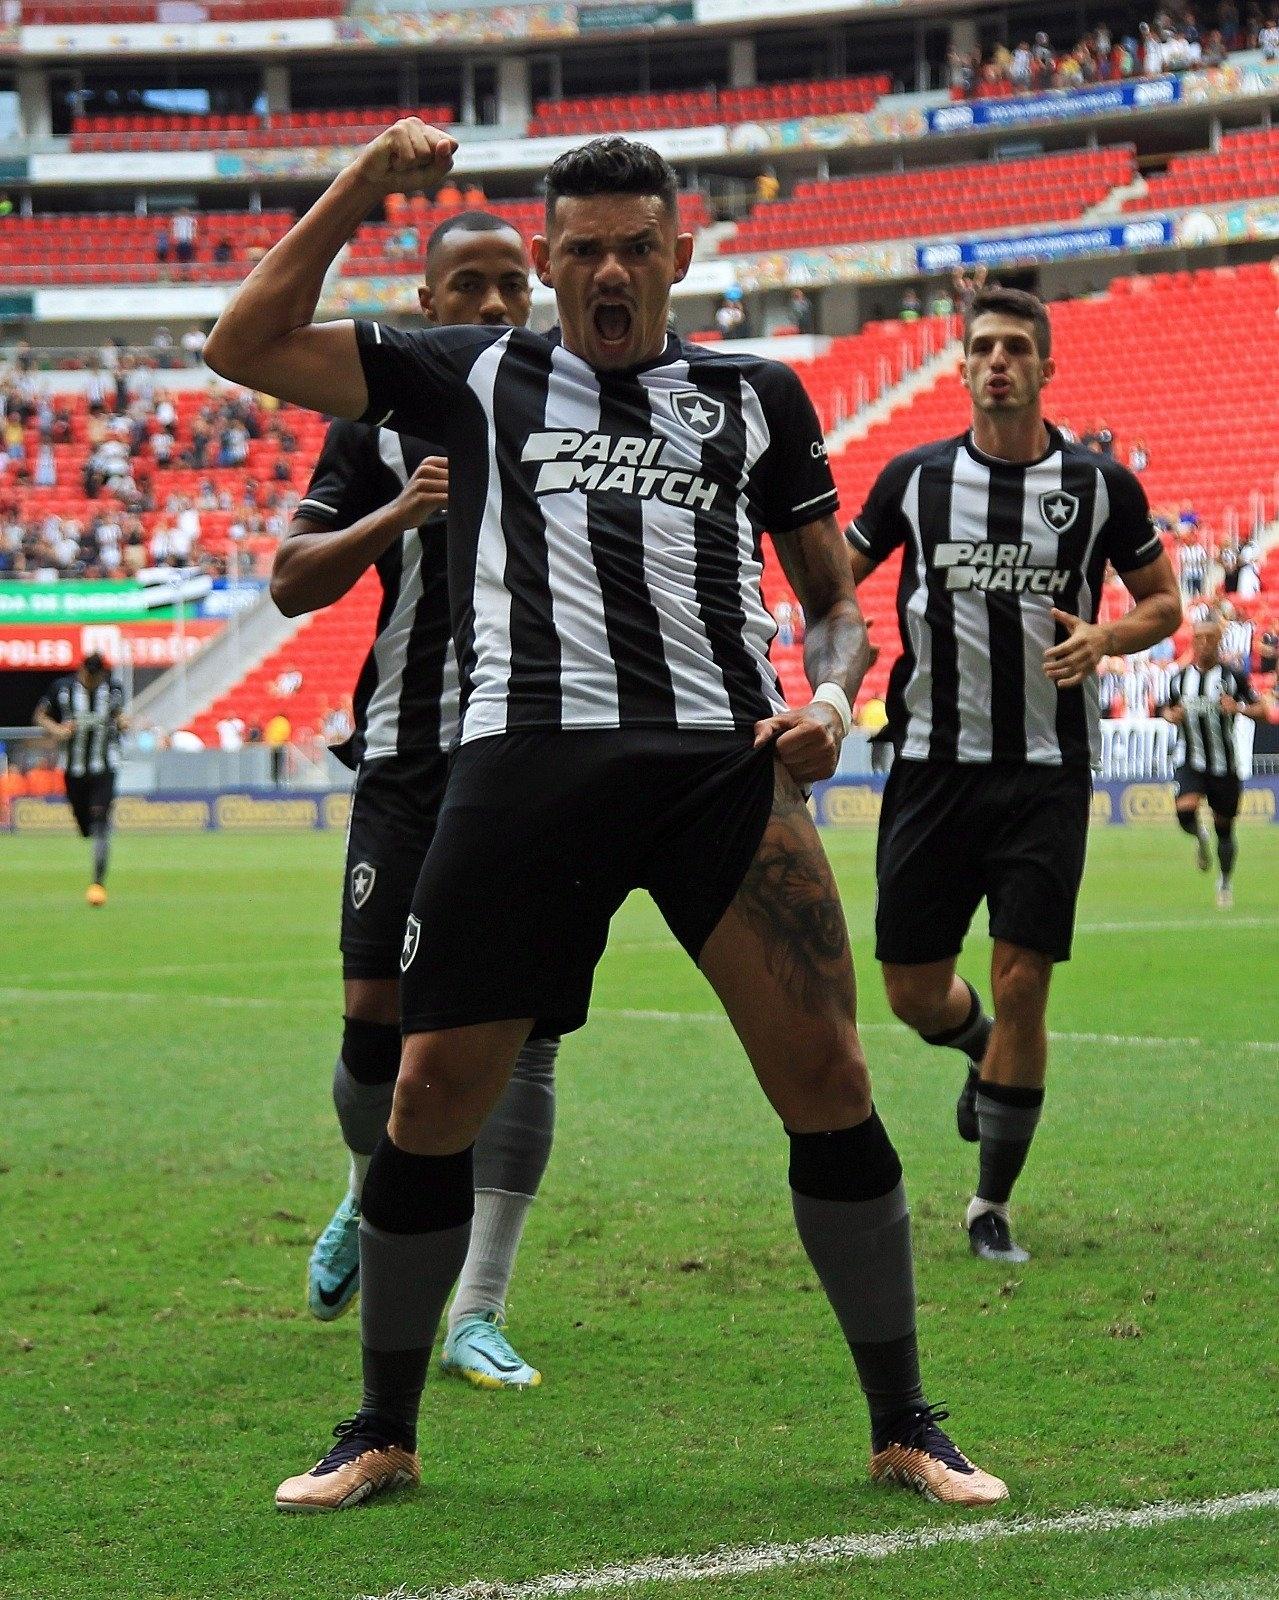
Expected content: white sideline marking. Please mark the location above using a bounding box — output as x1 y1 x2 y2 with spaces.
0 985 283 1010
593 1011 1279 1053
363 1488 1279 1600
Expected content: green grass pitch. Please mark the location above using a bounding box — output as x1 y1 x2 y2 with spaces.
2 823 1276 1600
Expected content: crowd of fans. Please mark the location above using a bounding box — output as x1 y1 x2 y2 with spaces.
0 355 301 581
948 3 1269 100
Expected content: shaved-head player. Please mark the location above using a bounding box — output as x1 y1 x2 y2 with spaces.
272 212 555 1390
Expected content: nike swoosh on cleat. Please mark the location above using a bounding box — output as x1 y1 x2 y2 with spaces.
317 1264 359 1308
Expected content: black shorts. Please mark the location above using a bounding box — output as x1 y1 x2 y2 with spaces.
64 771 115 838
875 758 1092 966
400 729 776 1038
1174 764 1242 820
341 751 449 980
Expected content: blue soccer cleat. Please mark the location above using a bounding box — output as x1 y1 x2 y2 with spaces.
307 1192 361 1321
440 1313 542 1389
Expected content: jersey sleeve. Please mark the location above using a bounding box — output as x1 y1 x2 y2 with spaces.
34 680 67 723
1102 464 1163 573
1231 669 1258 705
1163 669 1183 710
295 419 383 528
108 682 126 720
846 455 914 565
747 363 839 534
354 320 469 442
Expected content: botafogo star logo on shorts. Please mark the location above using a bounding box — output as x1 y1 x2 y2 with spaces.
400 914 421 972
349 861 376 910
1039 490 1080 533
671 390 726 441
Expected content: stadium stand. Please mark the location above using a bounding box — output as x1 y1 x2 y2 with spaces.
1124 127 1279 212
0 211 294 287
70 107 454 154
526 75 890 138
24 1 343 22
725 146 1137 254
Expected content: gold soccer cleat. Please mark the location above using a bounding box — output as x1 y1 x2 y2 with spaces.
869 1404 1009 1507
275 1418 420 1513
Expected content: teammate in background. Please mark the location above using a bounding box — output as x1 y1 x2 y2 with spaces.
208 122 1008 1514
1162 616 1269 910
33 651 127 906
846 287 1181 1266
271 212 553 1390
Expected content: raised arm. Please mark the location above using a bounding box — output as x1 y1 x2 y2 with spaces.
755 513 877 783
202 119 457 417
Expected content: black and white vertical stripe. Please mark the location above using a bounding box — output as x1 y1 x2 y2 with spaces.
1171 664 1243 778
41 678 122 776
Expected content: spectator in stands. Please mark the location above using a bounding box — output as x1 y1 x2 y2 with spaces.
33 443 55 488
462 181 487 207
217 715 246 751
155 224 171 266
1256 619 1278 681
172 208 197 267
714 288 746 338
929 285 955 317
951 263 987 316
264 710 292 786
181 326 207 364
213 237 233 266
1236 536 1262 599
434 178 463 212
1260 15 1279 55
788 288 814 334
1178 526 1210 598
899 287 921 322
754 168 780 204
1129 438 1149 473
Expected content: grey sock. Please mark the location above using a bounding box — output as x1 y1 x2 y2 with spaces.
976 1085 1044 1206
333 1057 395 1159
91 820 110 885
792 1180 923 1425
450 1035 557 1330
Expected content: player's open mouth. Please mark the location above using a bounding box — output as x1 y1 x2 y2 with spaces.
593 303 633 348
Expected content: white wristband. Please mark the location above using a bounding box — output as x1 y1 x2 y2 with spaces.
812 682 853 740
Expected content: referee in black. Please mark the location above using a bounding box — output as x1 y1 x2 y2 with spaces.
847 287 1182 1264
34 651 127 906
1162 615 1270 910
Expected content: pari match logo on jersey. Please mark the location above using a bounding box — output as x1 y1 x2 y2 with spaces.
521 390 728 512
934 491 1081 596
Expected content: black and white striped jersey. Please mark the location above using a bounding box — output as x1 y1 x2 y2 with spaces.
297 420 458 761
36 675 125 777
1165 662 1256 777
355 322 838 745
848 428 1163 767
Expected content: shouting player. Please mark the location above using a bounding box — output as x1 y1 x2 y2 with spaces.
846 287 1181 1265
272 212 553 1388
207 122 1007 1513
1162 615 1269 909
33 651 127 906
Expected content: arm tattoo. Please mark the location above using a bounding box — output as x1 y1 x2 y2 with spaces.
774 517 873 698
803 597 872 699
733 770 857 1015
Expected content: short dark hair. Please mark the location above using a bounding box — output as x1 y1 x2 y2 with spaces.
424 210 523 268
963 286 1052 358
543 137 679 230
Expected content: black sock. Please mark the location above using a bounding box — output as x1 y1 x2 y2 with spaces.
922 980 992 1066
358 1348 425 1447
976 1081 1044 1206
1176 809 1200 838
789 1112 924 1433
1216 823 1237 880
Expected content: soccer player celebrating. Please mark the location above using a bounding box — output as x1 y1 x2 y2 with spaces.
1162 616 1269 909
33 651 127 906
846 287 1181 1265
206 120 1007 1514
272 212 552 1389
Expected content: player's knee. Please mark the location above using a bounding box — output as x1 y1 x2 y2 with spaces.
991 951 1052 1024
883 968 949 1032
773 1032 871 1129
391 1041 491 1138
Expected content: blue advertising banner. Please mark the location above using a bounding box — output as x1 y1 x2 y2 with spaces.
927 74 1180 135
811 775 1279 828
917 217 1173 274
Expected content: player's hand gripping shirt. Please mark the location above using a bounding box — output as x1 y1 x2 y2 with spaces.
1165 663 1257 777
848 427 1162 767
35 674 125 776
356 323 837 745
298 419 457 764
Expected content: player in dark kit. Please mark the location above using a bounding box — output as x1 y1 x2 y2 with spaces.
33 651 127 906
847 287 1181 1265
1162 615 1269 910
208 121 1007 1513
272 212 554 1388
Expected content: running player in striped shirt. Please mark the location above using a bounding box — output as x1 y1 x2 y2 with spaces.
847 287 1182 1266
208 120 1007 1513
33 651 127 906
272 213 554 1388
1162 616 1270 909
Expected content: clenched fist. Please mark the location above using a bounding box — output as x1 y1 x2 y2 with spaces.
392 456 449 530
354 119 458 199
